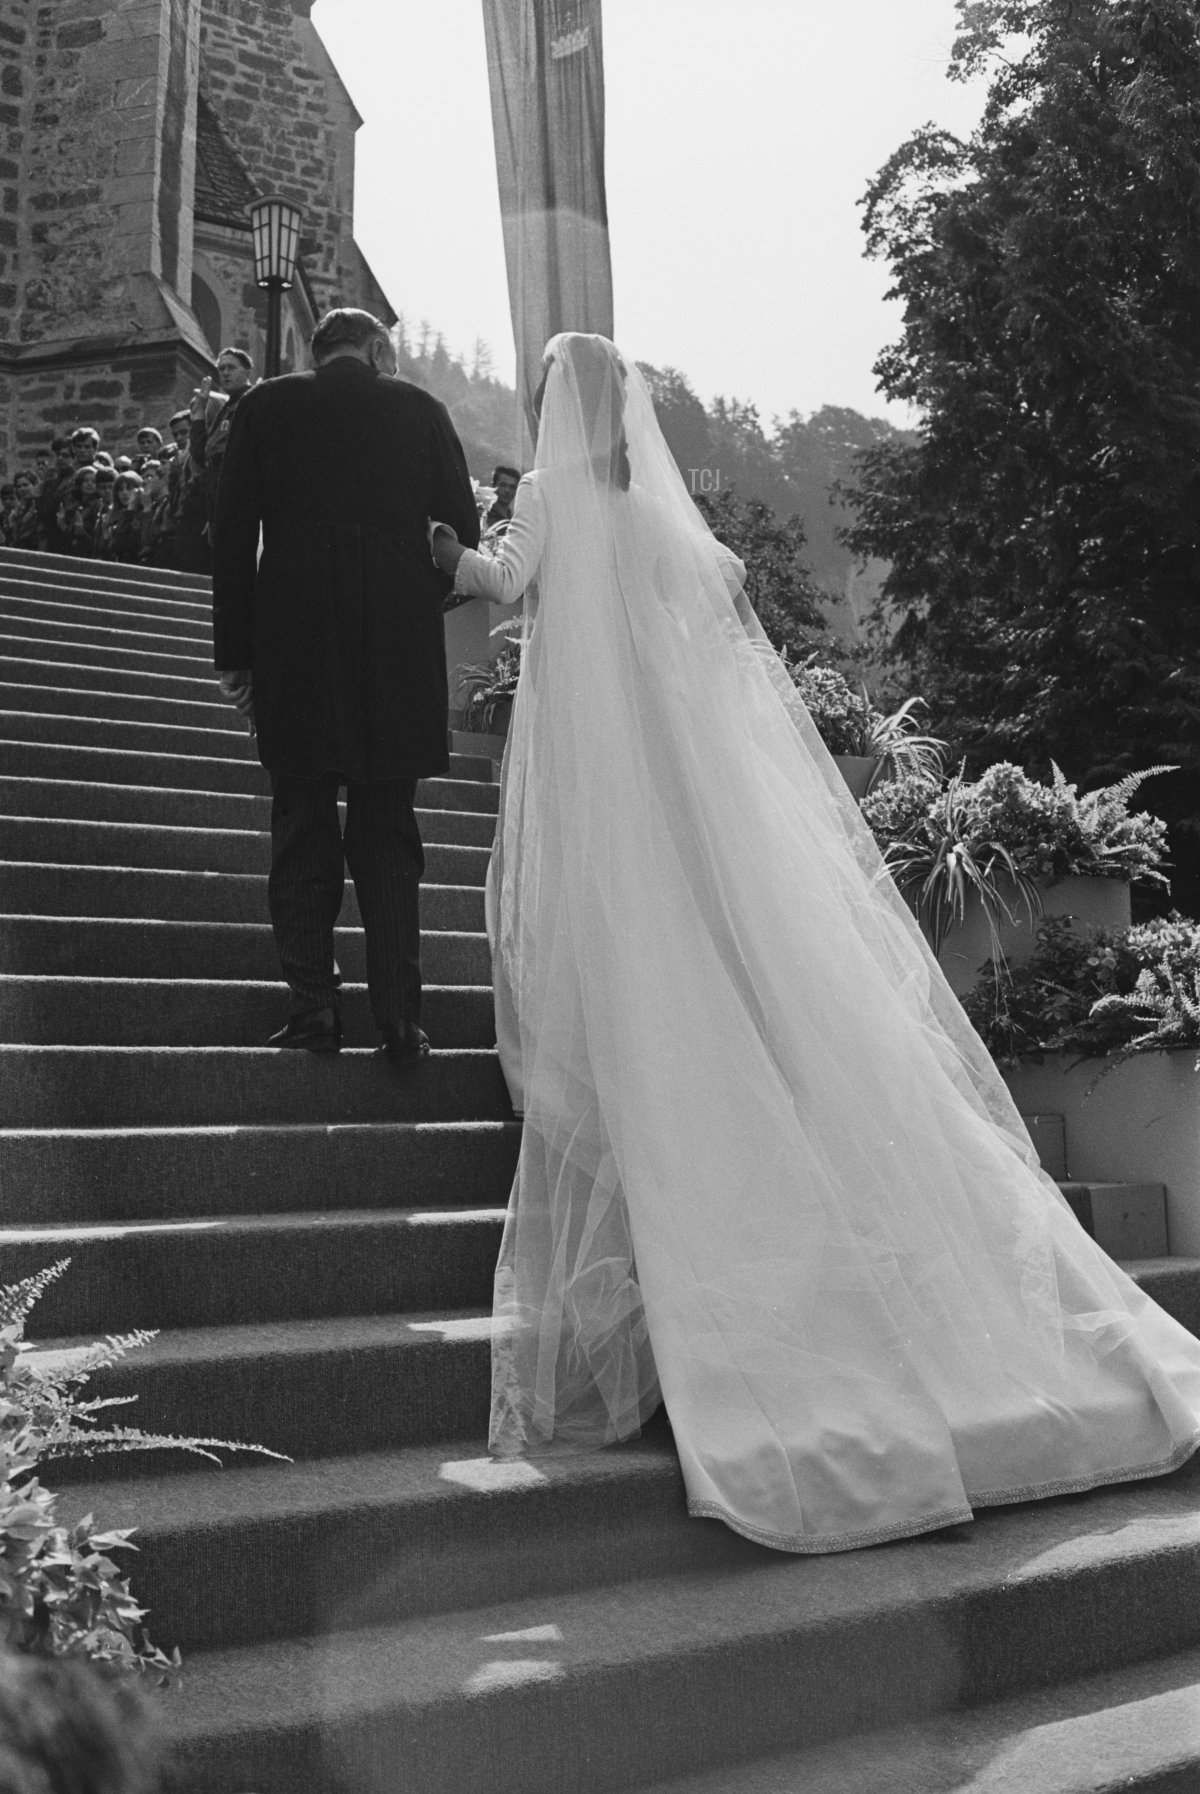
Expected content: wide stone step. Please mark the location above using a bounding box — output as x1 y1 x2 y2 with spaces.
0 777 498 844
57 1427 719 1656
0 586 212 640
0 861 486 931
0 627 213 681
0 610 212 664
0 1119 520 1224
1 651 236 706
0 739 501 809
0 1044 512 1127
43 1308 491 1472
0 915 491 982
155 1446 1200 1794
0 735 262 793
0 707 500 788
0 816 491 882
0 660 504 785
1125 1257 1200 1340
0 543 211 596
0 976 496 1048
0 706 253 759
1 1206 505 1337
0 678 243 733
0 570 210 623
639 1645 1200 1794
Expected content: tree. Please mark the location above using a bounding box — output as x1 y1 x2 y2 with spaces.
693 489 833 662
774 406 914 599
844 0 1200 902
471 337 496 382
636 363 716 488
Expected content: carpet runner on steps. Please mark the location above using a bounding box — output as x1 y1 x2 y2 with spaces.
2 544 1200 1794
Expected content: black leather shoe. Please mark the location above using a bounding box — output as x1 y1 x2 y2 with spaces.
377 1023 431 1063
268 1007 343 1053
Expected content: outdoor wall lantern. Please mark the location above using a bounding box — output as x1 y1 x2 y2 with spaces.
247 196 305 378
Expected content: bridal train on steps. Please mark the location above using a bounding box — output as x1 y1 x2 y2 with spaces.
443 332 1200 1555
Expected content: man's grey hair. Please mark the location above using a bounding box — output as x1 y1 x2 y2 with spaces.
311 308 391 363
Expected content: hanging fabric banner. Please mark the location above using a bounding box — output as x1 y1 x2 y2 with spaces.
482 0 614 460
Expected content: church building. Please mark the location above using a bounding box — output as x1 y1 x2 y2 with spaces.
0 0 393 466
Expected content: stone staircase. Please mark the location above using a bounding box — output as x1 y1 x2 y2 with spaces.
3 543 1200 1794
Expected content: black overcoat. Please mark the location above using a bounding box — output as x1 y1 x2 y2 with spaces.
211 359 480 782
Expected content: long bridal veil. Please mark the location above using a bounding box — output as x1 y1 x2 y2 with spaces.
488 332 1200 1552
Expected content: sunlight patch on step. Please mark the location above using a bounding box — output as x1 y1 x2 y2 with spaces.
464 1659 564 1694
405 1209 506 1226
408 1315 496 1342
439 1456 547 1492
24 1345 103 1376
956 1682 1200 1790
1 1219 226 1243
1009 1507 1200 1580
480 1624 563 1644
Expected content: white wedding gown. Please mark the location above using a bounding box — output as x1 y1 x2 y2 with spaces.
449 333 1200 1554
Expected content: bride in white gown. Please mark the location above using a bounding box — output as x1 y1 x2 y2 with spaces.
432 331 1200 1555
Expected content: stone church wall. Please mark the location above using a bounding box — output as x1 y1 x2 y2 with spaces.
1 0 392 473
197 0 390 337
0 0 209 467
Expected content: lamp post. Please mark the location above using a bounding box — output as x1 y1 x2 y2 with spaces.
247 195 304 379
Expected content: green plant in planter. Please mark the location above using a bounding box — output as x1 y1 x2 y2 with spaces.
455 624 522 734
786 659 945 785
785 661 873 757
863 759 1176 966
967 762 1174 885
963 913 1200 1069
875 769 1041 960
1090 965 1200 1071
854 695 946 787
0 1261 284 1681
963 917 1132 1066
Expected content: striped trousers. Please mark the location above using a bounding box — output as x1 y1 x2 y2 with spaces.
268 773 424 1032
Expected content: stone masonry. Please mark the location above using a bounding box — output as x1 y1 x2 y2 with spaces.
0 0 393 469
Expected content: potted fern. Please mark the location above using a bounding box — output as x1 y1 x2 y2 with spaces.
863 762 1174 993
0 1260 281 1682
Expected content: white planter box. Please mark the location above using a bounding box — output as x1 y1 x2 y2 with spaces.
939 875 1131 996
1004 1051 1200 1253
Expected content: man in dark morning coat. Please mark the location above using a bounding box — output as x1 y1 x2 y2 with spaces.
211 308 481 1059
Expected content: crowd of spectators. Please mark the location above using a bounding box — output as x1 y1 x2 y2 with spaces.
0 345 257 576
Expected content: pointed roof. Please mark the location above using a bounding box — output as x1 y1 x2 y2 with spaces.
193 93 259 229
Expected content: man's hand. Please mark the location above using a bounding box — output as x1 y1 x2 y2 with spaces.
190 376 213 421
218 670 254 716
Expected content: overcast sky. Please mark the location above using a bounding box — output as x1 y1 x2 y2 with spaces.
311 1 989 426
